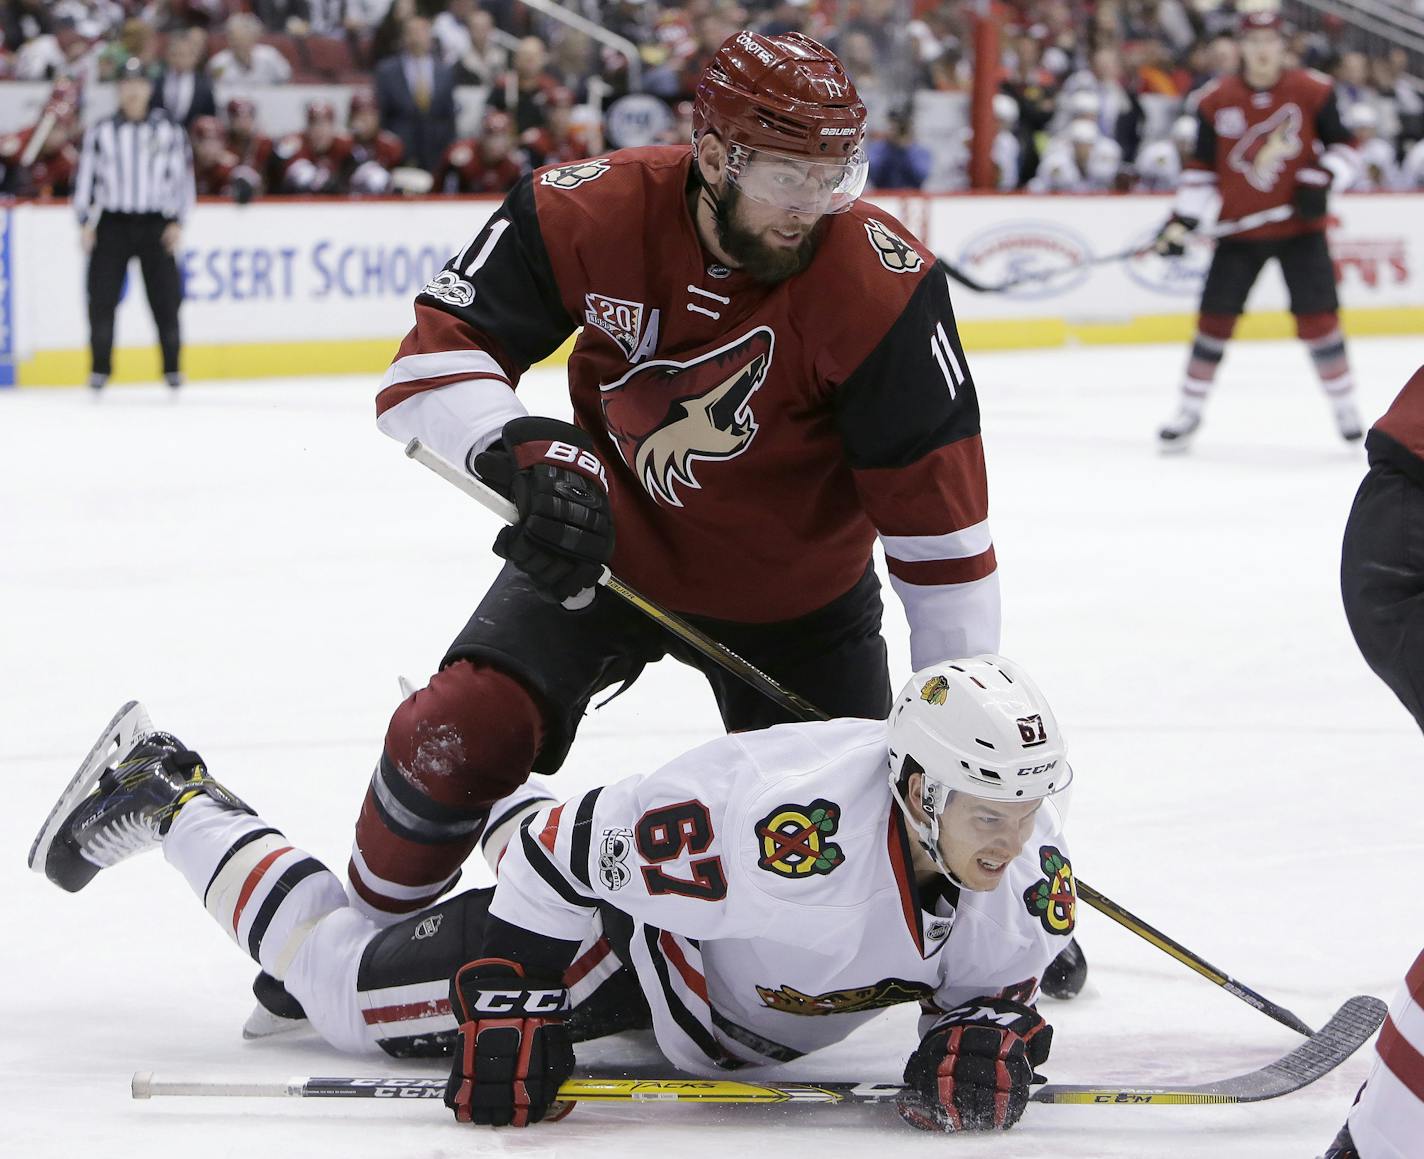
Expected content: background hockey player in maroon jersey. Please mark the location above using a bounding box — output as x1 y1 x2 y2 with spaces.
1154 10 1362 450
190 115 240 197
273 100 354 195
0 83 80 198
434 108 527 194
1332 364 1424 1157
224 98 273 196
518 86 595 169
313 29 1087 1031
347 89 405 195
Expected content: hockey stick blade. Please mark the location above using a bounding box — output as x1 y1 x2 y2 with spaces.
28 701 152 875
132 996 1384 1110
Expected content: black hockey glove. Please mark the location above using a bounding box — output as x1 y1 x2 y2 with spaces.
1153 214 1198 257
472 416 614 608
444 957 575 1127
1292 167 1332 221
897 998 1052 1133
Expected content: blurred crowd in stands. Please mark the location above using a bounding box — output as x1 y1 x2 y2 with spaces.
2 0 1423 200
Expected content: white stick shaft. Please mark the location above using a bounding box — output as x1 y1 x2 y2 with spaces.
132 1072 298 1099
19 108 57 169
404 438 516 523
1208 205 1293 239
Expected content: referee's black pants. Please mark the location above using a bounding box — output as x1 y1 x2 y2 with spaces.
87 212 183 378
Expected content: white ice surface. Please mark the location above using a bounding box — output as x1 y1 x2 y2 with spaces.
3 337 1422 1158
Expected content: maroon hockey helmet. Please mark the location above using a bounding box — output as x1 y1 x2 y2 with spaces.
1238 9 1286 35
693 31 866 160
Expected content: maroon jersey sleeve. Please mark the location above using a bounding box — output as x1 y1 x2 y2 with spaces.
831 259 998 664
1368 365 1424 482
377 174 577 417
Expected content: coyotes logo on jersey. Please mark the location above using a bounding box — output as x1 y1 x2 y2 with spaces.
599 327 773 507
1227 104 1304 193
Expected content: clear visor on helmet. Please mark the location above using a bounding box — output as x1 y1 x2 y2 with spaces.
724 141 868 216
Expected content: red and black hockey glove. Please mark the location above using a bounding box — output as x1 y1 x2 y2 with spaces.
444 957 575 1127
1153 213 1198 257
472 417 614 608
897 998 1052 1133
1292 167 1332 221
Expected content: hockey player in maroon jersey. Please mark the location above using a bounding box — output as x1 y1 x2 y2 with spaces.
347 89 405 195
272 100 355 195
224 97 272 194
1332 364 1424 1156
191 116 240 197
434 109 528 195
1154 10 1363 450
519 86 595 168
0 91 80 198
333 29 1079 1016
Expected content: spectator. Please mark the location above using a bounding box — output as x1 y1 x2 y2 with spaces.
1377 48 1423 148
548 29 595 98
374 14 456 171
207 13 292 85
520 86 593 167
431 0 477 64
868 107 932 190
488 36 562 135
151 28 217 128
451 9 507 88
1000 34 1058 187
1030 117 1122 191
14 18 95 81
97 18 156 82
1403 136 1424 190
370 0 416 64
1059 46 1144 161
1334 50 1376 122
346 88 404 193
223 97 273 195
252 0 311 37
434 108 526 193
191 114 242 196
1133 113 1196 191
272 99 353 193
1343 104 1402 192
1188 34 1239 97
990 92 1023 192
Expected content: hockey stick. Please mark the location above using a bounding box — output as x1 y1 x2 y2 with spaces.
939 205 1296 295
406 439 1322 1039
129 993 1385 1109
403 438 825 721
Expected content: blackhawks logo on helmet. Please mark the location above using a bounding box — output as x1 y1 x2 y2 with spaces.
920 675 949 705
865 218 923 274
539 158 611 189
1022 845 1076 935
755 798 843 877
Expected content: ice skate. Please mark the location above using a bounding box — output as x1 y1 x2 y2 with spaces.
242 971 310 1039
1157 405 1202 452
1040 936 1088 999
1320 1121 1359 1158
1333 399 1364 443
28 702 250 894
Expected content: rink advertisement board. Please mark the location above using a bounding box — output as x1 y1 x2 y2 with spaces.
8 193 1423 386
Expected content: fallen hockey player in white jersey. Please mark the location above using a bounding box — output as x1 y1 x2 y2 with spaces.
30 655 1076 1133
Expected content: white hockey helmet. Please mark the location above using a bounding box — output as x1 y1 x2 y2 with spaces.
1067 118 1099 146
1343 102 1378 132
1170 113 1198 147
888 655 1072 876
992 92 1020 127
1067 89 1101 120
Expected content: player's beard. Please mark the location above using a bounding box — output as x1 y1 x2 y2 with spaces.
711 184 824 284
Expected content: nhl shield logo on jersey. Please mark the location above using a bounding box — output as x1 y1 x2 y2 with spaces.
599 327 773 507
755 798 843 878
756 978 933 1016
864 219 923 274
920 675 949 705
1227 104 1304 193
539 158 610 190
1022 845 1076 935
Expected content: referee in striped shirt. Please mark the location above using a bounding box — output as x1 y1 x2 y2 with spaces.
73 58 194 390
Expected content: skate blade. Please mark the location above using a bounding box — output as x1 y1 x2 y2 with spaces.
28 701 152 874
242 1004 312 1040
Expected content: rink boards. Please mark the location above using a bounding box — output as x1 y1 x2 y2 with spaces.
2 191 1420 387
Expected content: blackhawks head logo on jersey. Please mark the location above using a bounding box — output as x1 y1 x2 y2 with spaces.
1227 104 1304 193
599 327 773 507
